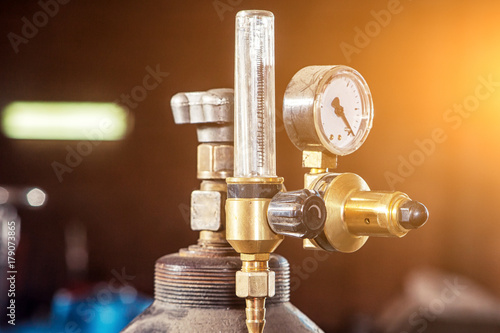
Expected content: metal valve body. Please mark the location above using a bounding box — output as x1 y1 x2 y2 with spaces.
122 88 323 333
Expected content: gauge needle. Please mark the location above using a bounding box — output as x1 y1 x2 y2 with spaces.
331 97 354 136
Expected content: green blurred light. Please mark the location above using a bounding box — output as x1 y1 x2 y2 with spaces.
1 102 130 140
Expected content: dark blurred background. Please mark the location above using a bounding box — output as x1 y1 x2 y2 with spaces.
1 0 500 332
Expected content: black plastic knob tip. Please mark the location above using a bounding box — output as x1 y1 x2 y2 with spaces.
398 200 429 229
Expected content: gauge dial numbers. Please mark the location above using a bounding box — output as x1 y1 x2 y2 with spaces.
315 67 373 156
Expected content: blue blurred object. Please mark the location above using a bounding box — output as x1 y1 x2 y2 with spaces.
3 283 152 333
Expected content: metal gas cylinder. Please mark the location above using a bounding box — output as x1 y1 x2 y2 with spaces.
122 240 322 332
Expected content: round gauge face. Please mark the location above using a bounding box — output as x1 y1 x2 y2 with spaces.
315 67 373 156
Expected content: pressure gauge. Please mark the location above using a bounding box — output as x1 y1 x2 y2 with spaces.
283 65 373 156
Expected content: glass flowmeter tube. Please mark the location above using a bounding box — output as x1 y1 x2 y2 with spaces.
234 10 276 178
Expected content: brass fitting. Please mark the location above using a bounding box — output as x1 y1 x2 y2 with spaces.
303 172 428 253
236 269 275 298
225 198 283 254
344 190 411 237
236 260 274 333
226 177 284 333
197 143 233 180
305 173 369 252
225 177 284 254
245 298 267 333
302 150 337 169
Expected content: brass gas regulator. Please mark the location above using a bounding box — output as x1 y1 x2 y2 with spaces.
224 10 428 333
281 65 428 253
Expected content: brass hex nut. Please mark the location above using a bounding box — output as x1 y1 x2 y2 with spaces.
197 143 233 179
235 270 275 298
